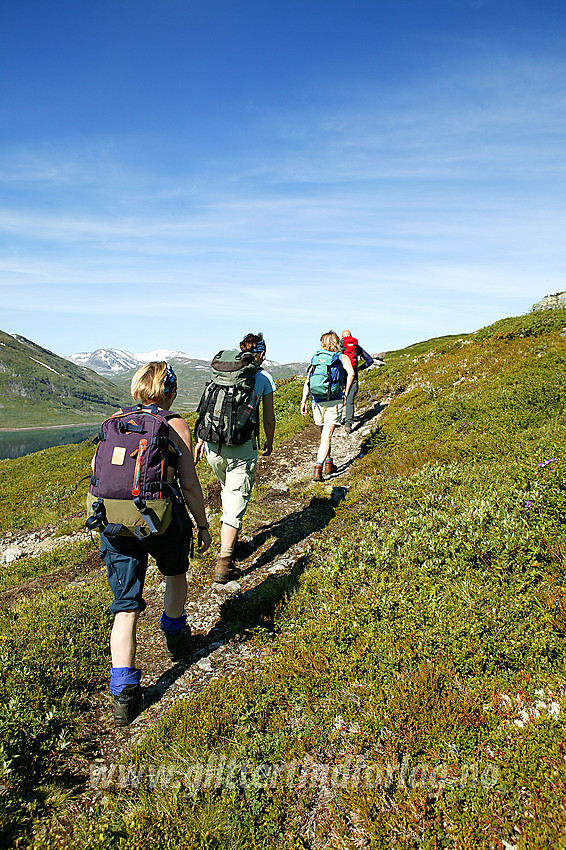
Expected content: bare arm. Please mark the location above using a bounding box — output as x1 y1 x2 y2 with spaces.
194 437 206 463
169 417 211 553
300 377 310 416
342 354 355 398
262 391 276 455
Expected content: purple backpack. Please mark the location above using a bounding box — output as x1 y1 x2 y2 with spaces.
86 404 182 538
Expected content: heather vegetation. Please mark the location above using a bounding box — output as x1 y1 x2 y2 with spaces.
1 309 565 848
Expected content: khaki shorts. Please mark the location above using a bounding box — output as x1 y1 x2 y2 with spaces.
204 440 258 529
311 398 344 426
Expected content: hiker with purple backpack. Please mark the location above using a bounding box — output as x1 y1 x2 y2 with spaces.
86 362 211 726
301 331 354 481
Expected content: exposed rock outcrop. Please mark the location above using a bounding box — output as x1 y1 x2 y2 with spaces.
532 292 566 311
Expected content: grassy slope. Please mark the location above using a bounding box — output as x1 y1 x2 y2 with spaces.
0 331 126 427
0 378 308 538
2 310 566 848
0 379 310 847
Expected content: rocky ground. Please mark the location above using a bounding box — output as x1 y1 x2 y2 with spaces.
0 394 388 805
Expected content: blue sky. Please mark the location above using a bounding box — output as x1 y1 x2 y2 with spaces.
1 0 565 363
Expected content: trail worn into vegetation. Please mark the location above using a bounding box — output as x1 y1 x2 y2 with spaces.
4 311 566 848
84 395 387 791
1 393 387 805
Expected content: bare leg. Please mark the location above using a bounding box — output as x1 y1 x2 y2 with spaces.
220 522 239 557
164 573 187 619
316 423 336 464
110 611 139 668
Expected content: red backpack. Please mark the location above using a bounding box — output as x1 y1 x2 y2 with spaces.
341 335 358 370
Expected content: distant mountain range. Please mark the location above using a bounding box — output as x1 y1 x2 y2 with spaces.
0 334 310 428
67 347 308 377
67 348 194 376
67 347 310 409
0 332 125 428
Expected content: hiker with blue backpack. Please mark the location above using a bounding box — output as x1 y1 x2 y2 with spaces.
194 332 276 584
301 330 355 481
86 362 211 726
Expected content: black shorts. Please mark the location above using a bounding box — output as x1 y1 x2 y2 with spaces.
100 495 193 614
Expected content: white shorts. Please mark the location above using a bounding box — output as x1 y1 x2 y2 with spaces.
311 398 344 426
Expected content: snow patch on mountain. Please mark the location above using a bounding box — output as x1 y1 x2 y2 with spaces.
133 349 197 362
66 347 211 377
67 349 143 375
67 347 309 378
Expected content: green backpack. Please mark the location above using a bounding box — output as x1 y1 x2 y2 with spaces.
194 350 260 447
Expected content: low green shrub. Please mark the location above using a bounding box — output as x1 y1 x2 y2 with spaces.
0 441 96 533
8 309 566 847
0 580 112 846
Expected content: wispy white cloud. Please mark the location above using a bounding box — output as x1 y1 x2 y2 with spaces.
1 49 565 358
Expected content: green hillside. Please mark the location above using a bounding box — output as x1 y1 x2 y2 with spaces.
0 331 127 427
109 356 212 410
1 307 566 847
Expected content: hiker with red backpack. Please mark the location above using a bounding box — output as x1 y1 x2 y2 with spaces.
301 331 355 481
86 362 211 726
194 332 276 584
341 330 374 434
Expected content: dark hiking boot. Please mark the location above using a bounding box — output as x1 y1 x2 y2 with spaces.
163 625 192 660
214 555 242 584
313 464 323 482
323 458 338 476
113 684 142 727
343 423 352 435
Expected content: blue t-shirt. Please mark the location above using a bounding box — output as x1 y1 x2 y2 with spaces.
255 369 276 400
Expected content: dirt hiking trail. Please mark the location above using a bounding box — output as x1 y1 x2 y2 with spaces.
3 394 388 804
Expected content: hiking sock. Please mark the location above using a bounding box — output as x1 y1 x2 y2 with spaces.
219 543 236 558
109 666 141 696
160 611 187 636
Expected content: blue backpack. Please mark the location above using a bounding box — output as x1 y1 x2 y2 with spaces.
308 350 345 401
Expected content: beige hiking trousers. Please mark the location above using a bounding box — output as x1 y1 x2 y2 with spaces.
204 439 258 529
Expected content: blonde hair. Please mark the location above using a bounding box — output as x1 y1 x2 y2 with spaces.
320 331 341 352
131 361 169 405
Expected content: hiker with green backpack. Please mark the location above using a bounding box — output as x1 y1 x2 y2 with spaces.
86 361 211 726
301 330 355 481
194 332 276 584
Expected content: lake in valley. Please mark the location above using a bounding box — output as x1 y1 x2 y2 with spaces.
0 423 99 460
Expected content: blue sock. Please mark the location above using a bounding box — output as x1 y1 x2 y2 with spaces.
160 611 187 636
109 666 141 696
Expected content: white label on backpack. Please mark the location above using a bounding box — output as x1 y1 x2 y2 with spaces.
111 447 127 465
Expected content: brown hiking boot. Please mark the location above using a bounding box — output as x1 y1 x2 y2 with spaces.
214 555 242 584
323 458 338 476
313 463 323 482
